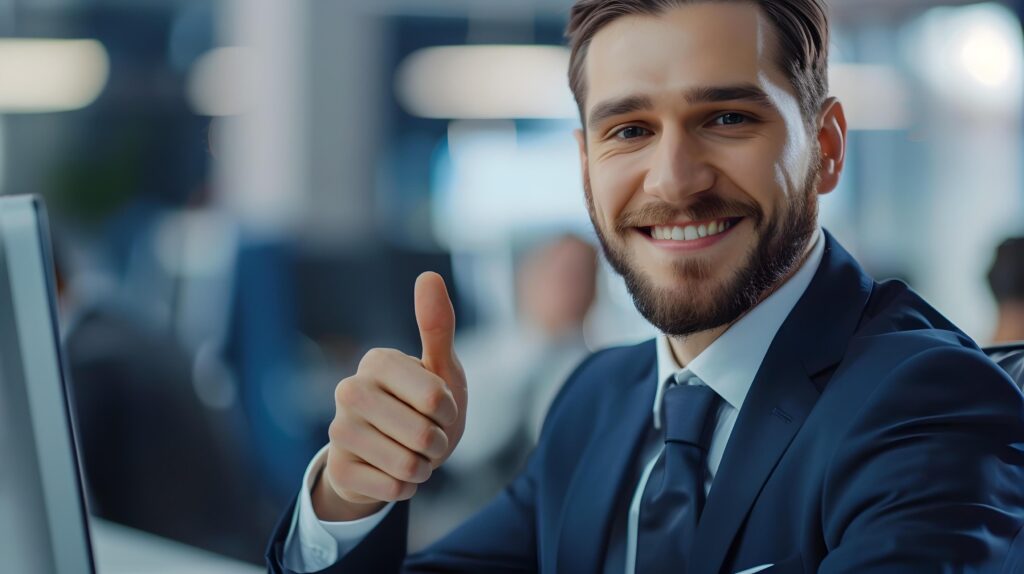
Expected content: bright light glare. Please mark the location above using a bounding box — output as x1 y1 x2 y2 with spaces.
0 39 109 113
907 3 1023 111
187 46 253 116
396 45 577 120
959 25 1013 88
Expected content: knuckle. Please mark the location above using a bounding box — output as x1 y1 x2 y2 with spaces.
381 478 406 502
359 347 397 372
358 348 383 371
328 418 357 447
336 379 373 414
396 453 425 483
413 423 439 454
327 419 343 443
334 379 359 407
422 386 446 414
434 429 450 455
397 483 418 501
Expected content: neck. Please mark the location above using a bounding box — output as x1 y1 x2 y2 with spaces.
993 302 1024 344
667 231 818 366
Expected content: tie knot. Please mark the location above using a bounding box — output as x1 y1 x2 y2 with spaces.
662 382 720 449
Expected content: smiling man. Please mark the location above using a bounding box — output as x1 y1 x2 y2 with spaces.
576 2 830 355
266 1 1024 573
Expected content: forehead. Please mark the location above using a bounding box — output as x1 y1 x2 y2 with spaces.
583 2 790 112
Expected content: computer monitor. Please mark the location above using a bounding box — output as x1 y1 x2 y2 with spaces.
0 195 94 574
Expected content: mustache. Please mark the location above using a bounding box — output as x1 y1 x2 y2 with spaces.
614 194 763 233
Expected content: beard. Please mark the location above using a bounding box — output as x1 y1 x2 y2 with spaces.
585 164 820 337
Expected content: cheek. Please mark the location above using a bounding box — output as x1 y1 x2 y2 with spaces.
753 71 815 207
712 138 791 219
773 131 813 201
589 159 642 226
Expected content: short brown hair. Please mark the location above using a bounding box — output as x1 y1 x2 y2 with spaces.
566 0 830 129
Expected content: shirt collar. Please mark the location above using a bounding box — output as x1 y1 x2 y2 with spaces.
653 228 826 429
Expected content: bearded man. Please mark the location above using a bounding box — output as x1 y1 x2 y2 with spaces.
267 1 1024 572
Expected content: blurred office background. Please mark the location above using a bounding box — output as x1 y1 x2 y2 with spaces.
1 0 1023 566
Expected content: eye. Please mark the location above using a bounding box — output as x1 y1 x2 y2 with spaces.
613 125 652 140
713 112 750 126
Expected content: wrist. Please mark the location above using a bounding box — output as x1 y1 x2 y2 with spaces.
310 467 386 522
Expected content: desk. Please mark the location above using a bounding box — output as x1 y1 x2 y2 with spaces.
91 518 263 574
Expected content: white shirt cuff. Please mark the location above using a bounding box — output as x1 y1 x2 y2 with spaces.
282 445 396 572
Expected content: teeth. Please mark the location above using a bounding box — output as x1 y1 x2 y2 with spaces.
651 218 736 242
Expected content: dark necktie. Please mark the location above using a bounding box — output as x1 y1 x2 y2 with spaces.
635 375 721 574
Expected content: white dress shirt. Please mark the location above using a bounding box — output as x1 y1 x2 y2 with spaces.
284 229 825 573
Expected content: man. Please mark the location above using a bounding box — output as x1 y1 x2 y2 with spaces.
267 1 1024 572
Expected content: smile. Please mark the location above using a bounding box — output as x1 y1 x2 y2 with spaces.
640 217 744 242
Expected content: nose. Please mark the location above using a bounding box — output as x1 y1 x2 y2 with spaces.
642 128 716 204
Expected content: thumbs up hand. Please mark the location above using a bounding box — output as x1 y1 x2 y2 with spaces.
312 273 468 521
414 272 468 453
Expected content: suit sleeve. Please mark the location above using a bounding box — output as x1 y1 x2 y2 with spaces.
819 347 1024 574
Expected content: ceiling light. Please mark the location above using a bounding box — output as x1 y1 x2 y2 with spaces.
395 45 577 120
0 39 109 113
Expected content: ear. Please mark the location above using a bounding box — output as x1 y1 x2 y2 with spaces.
815 97 847 196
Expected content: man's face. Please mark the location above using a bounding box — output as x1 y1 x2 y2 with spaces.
576 2 836 336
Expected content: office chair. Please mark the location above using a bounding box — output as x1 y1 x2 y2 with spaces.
984 342 1024 390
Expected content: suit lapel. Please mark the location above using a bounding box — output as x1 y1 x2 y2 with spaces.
689 353 819 574
689 233 874 574
556 346 657 574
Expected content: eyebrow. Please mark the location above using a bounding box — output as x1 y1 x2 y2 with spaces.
586 84 778 132
587 94 654 133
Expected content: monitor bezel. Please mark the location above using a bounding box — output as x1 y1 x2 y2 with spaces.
0 194 96 574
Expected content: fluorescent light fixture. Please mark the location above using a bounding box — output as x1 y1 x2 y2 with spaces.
395 45 577 120
829 64 911 130
186 46 254 117
0 39 109 113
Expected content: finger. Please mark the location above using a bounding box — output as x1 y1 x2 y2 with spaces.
359 391 449 461
334 420 433 484
327 454 418 503
414 272 457 379
358 350 458 426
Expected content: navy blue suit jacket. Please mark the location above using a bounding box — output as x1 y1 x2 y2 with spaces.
267 233 1024 573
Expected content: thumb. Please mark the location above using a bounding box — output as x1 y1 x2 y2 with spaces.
414 272 458 378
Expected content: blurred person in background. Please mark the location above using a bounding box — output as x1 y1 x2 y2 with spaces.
268 1 1024 573
988 237 1024 344
514 233 599 443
